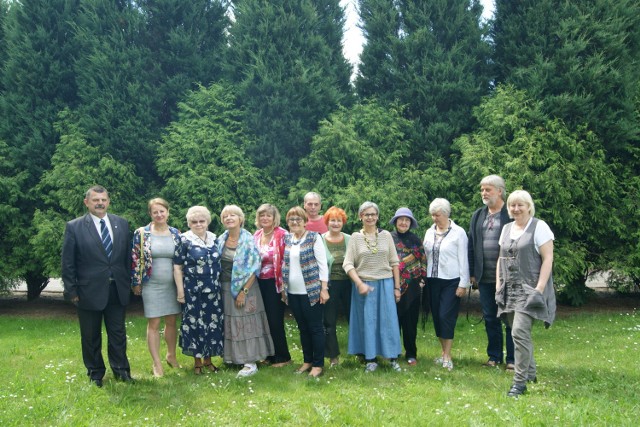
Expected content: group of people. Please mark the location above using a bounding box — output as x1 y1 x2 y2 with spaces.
62 179 556 398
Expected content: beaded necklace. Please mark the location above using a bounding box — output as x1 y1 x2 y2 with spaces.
361 229 379 254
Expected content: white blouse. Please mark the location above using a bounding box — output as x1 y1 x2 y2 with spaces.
423 219 470 288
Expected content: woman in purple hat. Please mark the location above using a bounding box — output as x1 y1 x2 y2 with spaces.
390 207 427 366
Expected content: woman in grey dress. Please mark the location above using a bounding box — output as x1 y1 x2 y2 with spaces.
132 198 183 377
218 205 274 378
496 190 555 397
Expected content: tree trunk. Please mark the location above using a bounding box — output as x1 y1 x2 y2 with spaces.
25 271 49 301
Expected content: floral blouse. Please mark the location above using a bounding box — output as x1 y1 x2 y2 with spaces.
131 224 181 287
391 230 427 295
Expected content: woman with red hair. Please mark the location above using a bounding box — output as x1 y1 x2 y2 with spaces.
321 206 352 367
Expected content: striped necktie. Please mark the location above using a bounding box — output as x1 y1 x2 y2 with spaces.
100 219 113 259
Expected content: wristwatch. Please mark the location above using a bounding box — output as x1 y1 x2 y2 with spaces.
242 287 249 295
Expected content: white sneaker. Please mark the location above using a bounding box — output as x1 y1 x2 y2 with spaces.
389 361 401 372
237 363 258 378
364 362 378 373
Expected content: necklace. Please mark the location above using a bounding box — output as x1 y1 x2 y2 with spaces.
195 233 208 245
291 231 306 245
361 229 379 254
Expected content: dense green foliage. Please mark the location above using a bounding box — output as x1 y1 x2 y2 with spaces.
0 0 638 302
357 0 491 159
226 0 352 180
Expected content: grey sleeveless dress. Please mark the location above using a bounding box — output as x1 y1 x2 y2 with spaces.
141 235 180 318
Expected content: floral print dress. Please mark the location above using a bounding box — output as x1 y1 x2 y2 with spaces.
175 230 224 358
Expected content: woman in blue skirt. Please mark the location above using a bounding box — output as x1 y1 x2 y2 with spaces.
343 201 402 373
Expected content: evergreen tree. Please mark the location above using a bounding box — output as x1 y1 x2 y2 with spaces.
33 109 144 277
356 0 491 159
454 85 623 305
0 0 80 298
157 83 278 233
296 101 454 231
138 0 229 126
492 0 640 159
72 0 158 182
226 0 352 182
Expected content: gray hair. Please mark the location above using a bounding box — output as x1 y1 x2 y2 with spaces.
85 185 108 200
429 198 451 217
304 191 322 204
186 206 211 224
507 190 535 218
480 175 507 201
358 201 379 216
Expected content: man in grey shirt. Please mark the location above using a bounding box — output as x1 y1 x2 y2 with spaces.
468 175 514 368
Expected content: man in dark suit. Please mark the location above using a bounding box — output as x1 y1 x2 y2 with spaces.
62 185 134 387
468 175 514 369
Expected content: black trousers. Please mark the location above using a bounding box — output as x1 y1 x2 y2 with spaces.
77 281 130 380
397 279 422 359
288 293 325 367
323 279 352 359
257 277 291 363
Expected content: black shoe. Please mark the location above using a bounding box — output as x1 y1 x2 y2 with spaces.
90 378 103 388
115 373 135 383
507 383 527 397
528 376 537 383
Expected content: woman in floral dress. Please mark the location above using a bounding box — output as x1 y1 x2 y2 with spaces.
173 206 224 374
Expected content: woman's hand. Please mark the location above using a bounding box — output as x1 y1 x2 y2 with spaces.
132 285 141 296
235 291 246 309
455 287 466 298
320 288 330 304
356 282 373 295
177 292 185 304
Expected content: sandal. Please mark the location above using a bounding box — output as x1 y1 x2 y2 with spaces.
506 363 515 371
203 363 219 373
482 360 499 368
194 365 203 375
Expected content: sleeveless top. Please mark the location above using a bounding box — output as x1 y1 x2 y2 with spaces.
496 218 556 327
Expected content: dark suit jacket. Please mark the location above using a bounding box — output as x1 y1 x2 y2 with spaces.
468 204 512 281
61 213 131 311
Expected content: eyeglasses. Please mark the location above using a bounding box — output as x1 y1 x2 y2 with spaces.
362 213 378 218
190 219 207 224
287 217 304 224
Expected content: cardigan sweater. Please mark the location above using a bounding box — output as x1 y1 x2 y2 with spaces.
131 224 181 287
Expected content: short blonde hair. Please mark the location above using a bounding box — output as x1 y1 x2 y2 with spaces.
220 204 245 226
255 204 281 229
148 197 169 213
186 206 211 224
507 190 535 218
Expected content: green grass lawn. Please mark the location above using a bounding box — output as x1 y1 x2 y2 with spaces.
1 307 638 426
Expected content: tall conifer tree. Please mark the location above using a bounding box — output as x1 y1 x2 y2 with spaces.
72 0 158 181
492 0 640 159
0 0 80 298
356 0 491 159
226 0 351 181
138 0 229 126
